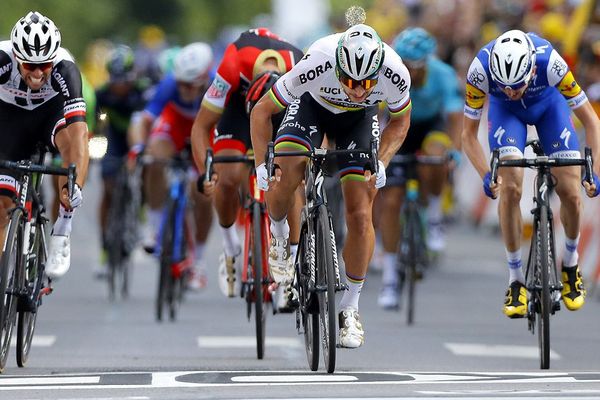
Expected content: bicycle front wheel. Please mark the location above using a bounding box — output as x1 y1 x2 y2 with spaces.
538 205 551 369
252 202 266 359
0 209 24 372
316 205 336 373
17 222 45 367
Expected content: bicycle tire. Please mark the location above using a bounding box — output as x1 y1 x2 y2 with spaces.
156 200 176 322
0 209 24 372
538 205 551 369
316 205 336 373
252 202 266 359
405 207 418 326
16 221 44 367
297 220 319 371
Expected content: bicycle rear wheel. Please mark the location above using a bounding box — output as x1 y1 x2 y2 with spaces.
405 208 418 326
156 202 176 322
297 220 319 371
252 202 266 359
538 205 551 369
17 222 45 367
0 210 24 372
316 205 336 373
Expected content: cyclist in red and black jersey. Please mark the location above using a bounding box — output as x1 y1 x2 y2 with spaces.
191 28 303 299
0 11 90 280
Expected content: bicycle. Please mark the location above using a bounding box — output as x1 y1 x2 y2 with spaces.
391 153 447 326
266 138 378 373
104 160 142 301
204 149 272 360
490 139 593 369
0 152 76 373
144 151 195 322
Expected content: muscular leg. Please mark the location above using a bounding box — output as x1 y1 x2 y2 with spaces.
144 137 175 209
498 158 524 253
553 166 582 265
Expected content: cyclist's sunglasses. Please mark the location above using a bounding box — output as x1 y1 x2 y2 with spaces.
20 61 53 72
336 68 378 90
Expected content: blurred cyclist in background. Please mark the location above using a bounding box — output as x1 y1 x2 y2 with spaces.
377 27 463 310
191 28 304 304
94 44 150 278
130 42 215 290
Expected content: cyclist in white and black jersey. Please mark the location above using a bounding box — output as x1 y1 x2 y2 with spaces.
251 20 411 348
0 11 90 280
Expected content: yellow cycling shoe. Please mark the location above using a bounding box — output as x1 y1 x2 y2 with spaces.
503 280 527 318
561 265 586 311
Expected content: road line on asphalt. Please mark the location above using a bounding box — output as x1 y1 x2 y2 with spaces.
9 335 56 347
197 336 302 348
445 342 561 359
0 376 99 386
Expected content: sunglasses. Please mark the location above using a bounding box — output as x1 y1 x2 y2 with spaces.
336 68 378 90
21 61 53 72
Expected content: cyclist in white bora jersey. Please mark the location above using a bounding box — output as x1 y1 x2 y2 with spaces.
251 18 412 348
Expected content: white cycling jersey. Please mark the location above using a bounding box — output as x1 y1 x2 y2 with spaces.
0 41 85 116
270 33 412 116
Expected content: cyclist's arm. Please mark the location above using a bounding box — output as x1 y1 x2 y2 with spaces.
461 116 488 179
447 111 463 150
250 93 281 167
191 105 221 173
378 111 411 166
128 111 154 147
573 101 600 175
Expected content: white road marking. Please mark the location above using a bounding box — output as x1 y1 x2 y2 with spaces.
10 335 56 347
231 374 358 383
197 336 302 348
0 376 99 386
445 342 561 359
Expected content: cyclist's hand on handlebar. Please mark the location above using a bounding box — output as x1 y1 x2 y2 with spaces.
61 183 83 210
364 160 386 189
483 171 501 199
197 173 218 197
127 143 145 171
448 149 462 168
582 173 600 198
256 162 280 192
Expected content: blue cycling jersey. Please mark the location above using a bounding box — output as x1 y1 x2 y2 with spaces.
410 57 462 123
144 73 211 119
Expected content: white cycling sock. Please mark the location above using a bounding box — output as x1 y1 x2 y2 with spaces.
219 224 241 257
52 205 74 237
270 216 289 239
427 195 443 224
339 274 364 312
506 248 524 284
563 235 579 267
195 243 206 261
381 252 398 287
147 209 162 230
290 243 298 262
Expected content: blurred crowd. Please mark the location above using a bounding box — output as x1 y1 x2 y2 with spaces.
81 0 600 119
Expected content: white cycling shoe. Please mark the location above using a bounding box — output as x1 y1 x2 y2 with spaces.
269 236 294 284
46 235 71 279
338 308 365 348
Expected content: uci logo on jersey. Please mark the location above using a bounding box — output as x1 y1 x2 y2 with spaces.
382 67 407 93
298 61 333 84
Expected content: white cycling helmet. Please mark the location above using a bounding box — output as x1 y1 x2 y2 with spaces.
489 30 536 88
11 11 61 64
336 24 385 80
173 42 213 84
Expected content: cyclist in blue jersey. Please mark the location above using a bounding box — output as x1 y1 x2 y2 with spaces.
378 28 463 310
462 30 600 317
130 43 215 290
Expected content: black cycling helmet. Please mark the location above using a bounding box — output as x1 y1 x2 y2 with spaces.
245 70 281 115
106 44 135 82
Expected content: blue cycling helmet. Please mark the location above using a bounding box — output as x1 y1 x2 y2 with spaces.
392 27 437 64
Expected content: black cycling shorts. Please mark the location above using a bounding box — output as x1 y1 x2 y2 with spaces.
386 116 445 187
0 97 64 197
274 93 379 182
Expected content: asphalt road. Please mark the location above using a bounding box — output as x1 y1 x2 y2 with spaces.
1 163 600 399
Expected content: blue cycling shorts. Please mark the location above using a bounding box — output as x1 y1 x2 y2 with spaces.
487 91 580 159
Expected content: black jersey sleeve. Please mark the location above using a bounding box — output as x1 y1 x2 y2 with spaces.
51 59 86 125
